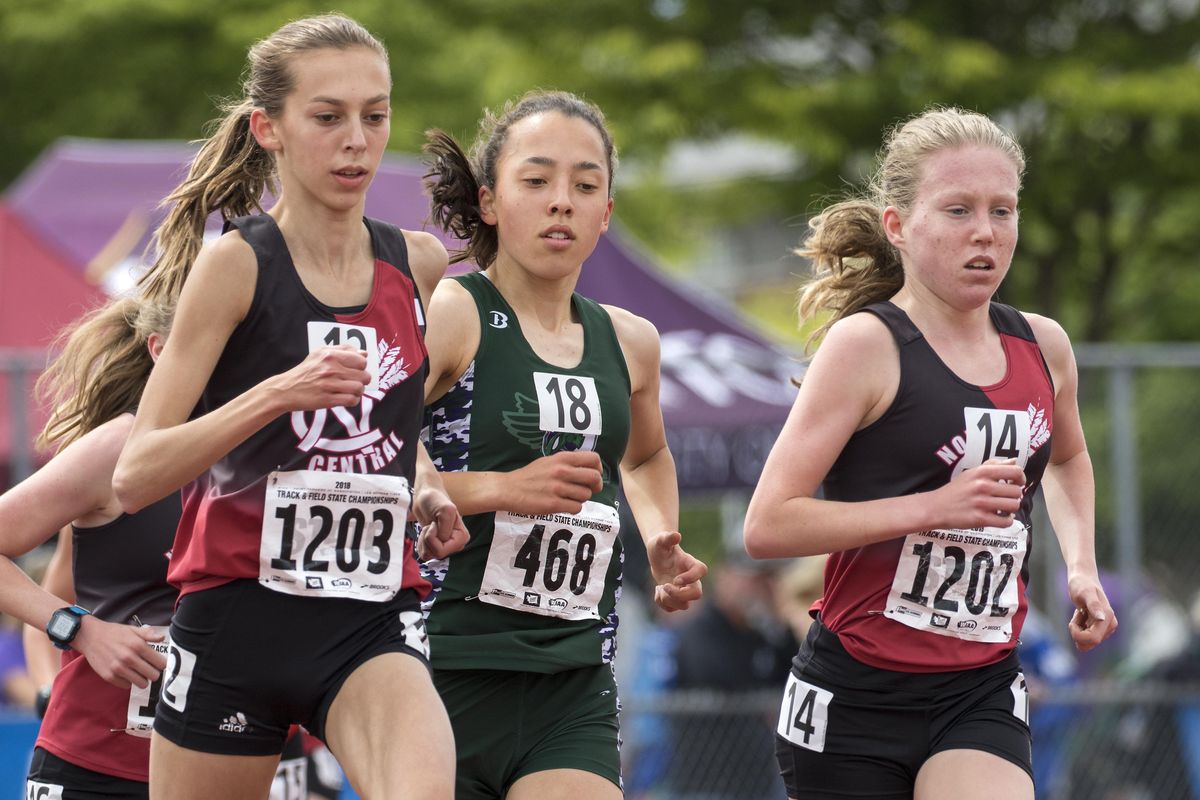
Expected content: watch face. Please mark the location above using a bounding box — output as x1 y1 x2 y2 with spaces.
48 611 79 641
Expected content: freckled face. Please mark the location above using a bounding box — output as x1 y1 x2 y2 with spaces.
255 46 392 212
480 111 614 282
885 145 1020 311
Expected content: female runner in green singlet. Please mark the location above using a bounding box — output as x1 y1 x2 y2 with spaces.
421 90 708 800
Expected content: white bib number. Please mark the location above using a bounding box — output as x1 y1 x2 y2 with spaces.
270 756 308 800
953 407 1031 477
260 470 411 601
776 673 833 753
126 626 169 737
159 637 197 714
308 321 380 393
1011 672 1029 724
888 404 1033 641
26 781 63 800
533 372 602 436
480 501 618 620
884 521 1027 642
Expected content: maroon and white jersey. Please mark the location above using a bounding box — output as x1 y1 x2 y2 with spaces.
816 301 1055 672
37 650 160 782
169 215 430 602
36 490 179 782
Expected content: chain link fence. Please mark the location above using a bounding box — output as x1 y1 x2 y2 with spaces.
1034 348 1200 675
5 346 1200 796
623 690 786 800
620 684 1200 800
616 345 1200 799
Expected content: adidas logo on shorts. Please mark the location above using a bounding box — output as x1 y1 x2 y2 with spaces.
219 712 249 733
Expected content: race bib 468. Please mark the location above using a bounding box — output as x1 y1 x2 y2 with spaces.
479 501 619 621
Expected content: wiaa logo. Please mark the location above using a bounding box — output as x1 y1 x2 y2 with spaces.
957 619 978 630
548 598 569 611
219 712 249 733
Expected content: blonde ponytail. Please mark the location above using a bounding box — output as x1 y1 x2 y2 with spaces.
36 296 175 451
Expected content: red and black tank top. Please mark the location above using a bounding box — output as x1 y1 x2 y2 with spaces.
168 215 430 600
36 489 179 782
817 301 1055 672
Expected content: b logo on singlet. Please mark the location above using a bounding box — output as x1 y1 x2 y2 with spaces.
489 311 509 329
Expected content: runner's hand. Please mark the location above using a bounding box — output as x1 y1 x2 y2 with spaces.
502 451 603 515
414 487 469 560
925 458 1026 530
272 345 370 411
1067 573 1118 651
647 531 707 612
73 618 166 689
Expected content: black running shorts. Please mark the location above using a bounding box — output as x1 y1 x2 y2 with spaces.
154 579 429 756
775 618 1032 799
26 746 148 800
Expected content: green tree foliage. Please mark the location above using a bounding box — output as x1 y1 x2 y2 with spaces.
3 0 1199 340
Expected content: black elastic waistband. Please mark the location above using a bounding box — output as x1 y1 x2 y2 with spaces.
793 616 1021 699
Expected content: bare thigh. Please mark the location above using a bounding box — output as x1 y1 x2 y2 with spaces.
149 732 280 800
507 768 622 800
323 651 456 800
915 749 1033 800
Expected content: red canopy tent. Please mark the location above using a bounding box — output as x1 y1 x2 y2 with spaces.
0 203 105 485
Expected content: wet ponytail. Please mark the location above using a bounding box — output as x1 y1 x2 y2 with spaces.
795 200 903 350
